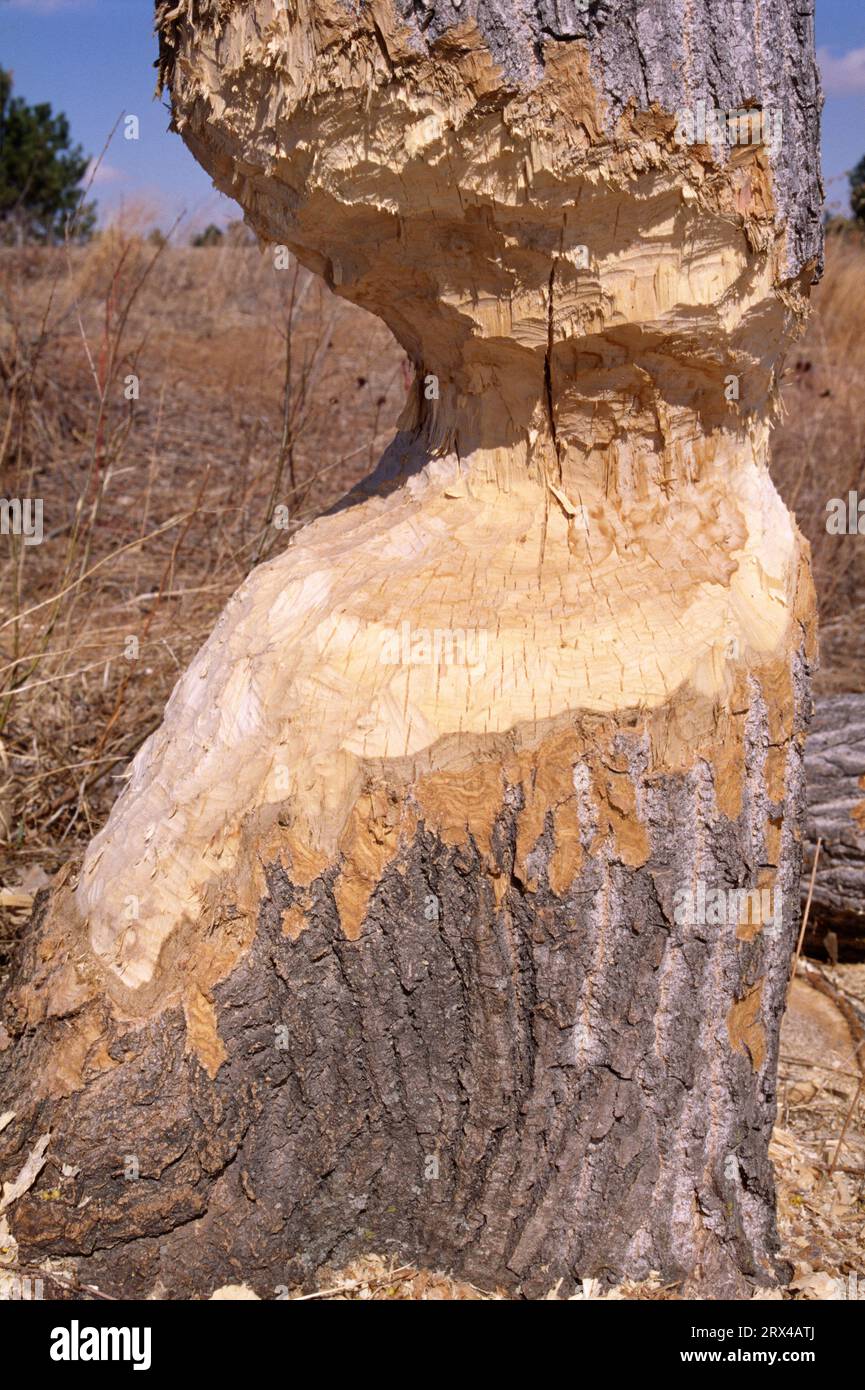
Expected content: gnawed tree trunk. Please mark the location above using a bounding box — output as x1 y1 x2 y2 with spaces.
803 695 865 956
0 1 823 1298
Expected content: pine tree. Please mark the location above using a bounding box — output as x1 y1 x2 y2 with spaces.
850 155 865 224
0 68 95 244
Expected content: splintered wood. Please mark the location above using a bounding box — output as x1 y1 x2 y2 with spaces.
67 1 819 996
0 0 828 1303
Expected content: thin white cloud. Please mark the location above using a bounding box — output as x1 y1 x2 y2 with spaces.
86 160 124 187
818 45 865 97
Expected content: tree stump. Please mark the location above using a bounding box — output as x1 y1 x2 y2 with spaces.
0 0 822 1298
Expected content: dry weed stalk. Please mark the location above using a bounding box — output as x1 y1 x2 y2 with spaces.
0 214 405 932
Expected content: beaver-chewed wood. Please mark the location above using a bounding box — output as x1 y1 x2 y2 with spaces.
0 0 822 1298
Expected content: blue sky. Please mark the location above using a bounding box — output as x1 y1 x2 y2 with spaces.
1 0 863 234
1 0 230 235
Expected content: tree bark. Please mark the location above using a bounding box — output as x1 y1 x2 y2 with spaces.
803 694 865 955
0 0 822 1298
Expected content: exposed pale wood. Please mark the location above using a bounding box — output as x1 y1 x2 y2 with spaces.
0 0 823 1299
0 890 33 911
793 958 865 1065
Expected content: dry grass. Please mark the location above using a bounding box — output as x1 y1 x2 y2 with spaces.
0 221 863 1300
0 224 406 969
771 222 865 693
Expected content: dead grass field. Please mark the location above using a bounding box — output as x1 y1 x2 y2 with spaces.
772 225 865 691
0 225 407 922
0 220 863 1300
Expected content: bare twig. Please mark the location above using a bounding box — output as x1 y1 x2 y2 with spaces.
787 837 821 1005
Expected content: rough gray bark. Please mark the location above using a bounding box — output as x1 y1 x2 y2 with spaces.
396 0 823 278
1 700 809 1298
0 0 823 1300
803 694 865 953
